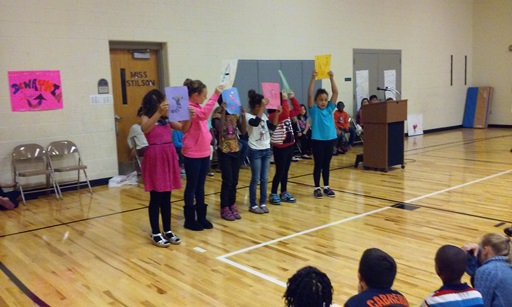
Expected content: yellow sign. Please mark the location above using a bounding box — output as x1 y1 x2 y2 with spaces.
315 54 331 80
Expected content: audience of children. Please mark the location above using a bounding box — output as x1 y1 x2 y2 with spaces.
345 247 409 306
284 266 338 307
462 233 512 307
294 104 312 159
172 129 186 177
333 101 355 155
421 245 484 307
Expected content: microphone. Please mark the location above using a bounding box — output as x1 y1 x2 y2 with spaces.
377 87 388 91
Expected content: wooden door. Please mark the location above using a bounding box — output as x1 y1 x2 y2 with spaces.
109 49 160 174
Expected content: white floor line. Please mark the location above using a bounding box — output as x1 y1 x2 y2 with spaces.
217 257 287 288
217 206 390 259
216 168 512 286
405 168 512 203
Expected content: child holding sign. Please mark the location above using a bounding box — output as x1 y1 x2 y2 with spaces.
212 94 246 221
245 89 275 214
139 89 193 247
182 79 222 231
268 91 301 205
307 70 339 198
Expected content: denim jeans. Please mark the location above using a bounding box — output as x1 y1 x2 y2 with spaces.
248 148 271 207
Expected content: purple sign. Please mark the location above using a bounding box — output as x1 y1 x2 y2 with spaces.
165 86 190 121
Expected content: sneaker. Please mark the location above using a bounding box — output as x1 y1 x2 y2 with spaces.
221 207 236 221
280 192 296 203
230 205 241 219
249 206 264 214
164 230 182 245
323 187 335 197
207 171 214 177
314 188 323 198
301 154 312 159
291 157 300 162
269 193 281 205
259 204 269 213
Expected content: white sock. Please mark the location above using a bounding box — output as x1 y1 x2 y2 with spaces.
324 186 329 189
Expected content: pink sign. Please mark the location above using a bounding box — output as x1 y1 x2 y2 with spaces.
261 82 281 110
8 70 63 112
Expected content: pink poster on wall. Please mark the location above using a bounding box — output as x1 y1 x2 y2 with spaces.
8 70 63 112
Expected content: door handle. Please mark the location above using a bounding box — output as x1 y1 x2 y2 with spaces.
114 114 121 134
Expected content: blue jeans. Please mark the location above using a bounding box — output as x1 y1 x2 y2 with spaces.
248 148 271 207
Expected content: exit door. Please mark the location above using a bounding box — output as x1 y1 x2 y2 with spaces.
109 49 161 174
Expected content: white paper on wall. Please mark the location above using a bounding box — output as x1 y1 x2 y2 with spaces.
407 113 423 136
355 70 369 110
384 70 396 100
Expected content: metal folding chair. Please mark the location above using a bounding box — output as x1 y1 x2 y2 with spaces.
46 140 92 196
12 143 61 204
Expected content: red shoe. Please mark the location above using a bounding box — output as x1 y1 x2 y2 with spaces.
230 205 241 219
221 207 235 221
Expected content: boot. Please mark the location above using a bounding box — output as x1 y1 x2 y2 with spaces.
196 204 213 229
183 205 204 231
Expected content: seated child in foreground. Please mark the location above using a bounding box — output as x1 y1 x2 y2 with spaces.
421 244 483 307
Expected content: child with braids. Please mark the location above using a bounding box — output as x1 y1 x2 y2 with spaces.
284 266 338 307
139 89 193 247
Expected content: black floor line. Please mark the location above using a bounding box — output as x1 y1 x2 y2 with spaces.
0 262 50 307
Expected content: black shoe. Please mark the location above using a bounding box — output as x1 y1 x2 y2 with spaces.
183 205 204 231
314 188 323 198
323 187 335 197
505 227 512 237
196 204 213 229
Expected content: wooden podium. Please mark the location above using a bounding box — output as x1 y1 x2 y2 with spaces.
362 99 407 171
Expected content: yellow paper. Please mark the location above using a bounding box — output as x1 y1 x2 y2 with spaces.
315 54 331 80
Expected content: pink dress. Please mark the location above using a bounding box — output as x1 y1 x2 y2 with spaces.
141 122 181 192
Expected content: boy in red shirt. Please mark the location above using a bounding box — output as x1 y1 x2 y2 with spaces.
333 101 355 154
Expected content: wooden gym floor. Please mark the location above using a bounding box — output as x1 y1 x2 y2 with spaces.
1 128 511 306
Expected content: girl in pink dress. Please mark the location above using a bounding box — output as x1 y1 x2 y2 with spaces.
140 89 193 247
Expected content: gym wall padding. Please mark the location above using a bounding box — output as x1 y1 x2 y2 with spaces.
462 86 493 128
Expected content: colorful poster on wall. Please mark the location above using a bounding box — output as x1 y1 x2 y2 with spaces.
314 54 331 80
8 70 63 112
222 88 241 115
219 59 238 89
165 86 190 121
261 82 281 110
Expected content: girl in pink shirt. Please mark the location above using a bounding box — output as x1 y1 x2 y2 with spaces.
181 79 222 231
